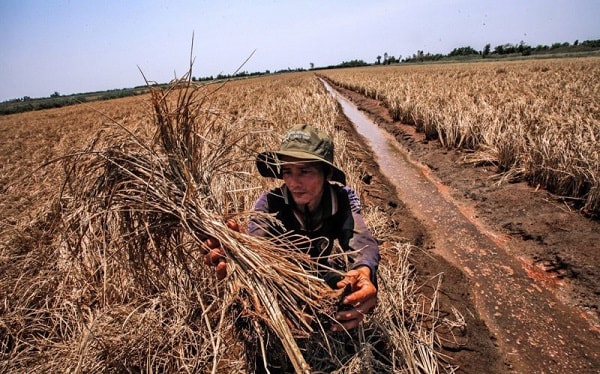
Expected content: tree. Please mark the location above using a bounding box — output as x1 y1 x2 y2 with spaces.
338 59 369 68
483 43 491 58
376 55 381 64
50 91 60 98
582 39 600 48
517 40 532 56
309 62 314 69
416 50 424 61
448 46 479 56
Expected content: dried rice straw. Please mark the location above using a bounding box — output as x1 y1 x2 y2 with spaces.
57 67 343 373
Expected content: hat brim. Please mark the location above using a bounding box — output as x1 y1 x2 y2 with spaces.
256 151 346 185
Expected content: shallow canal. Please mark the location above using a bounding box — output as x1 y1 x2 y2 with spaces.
321 79 599 373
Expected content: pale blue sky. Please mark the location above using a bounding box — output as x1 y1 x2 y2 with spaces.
1 0 598 101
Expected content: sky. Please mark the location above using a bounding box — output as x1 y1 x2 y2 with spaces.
1 0 598 101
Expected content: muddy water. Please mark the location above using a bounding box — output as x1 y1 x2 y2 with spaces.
322 80 599 373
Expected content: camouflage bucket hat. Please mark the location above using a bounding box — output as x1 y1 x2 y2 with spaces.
256 124 346 185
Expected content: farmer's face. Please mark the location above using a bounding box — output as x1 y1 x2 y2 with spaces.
281 157 327 211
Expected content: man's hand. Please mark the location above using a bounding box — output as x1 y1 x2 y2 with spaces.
332 266 377 331
200 219 240 280
202 238 227 279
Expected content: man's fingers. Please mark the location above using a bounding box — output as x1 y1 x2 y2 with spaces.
199 237 220 255
199 219 239 279
215 261 227 280
343 282 377 305
332 308 365 331
204 248 225 266
332 276 377 332
335 308 362 322
333 318 361 331
356 294 377 313
335 270 359 289
331 296 378 332
205 237 220 249
336 297 376 319
336 271 377 305
226 219 240 232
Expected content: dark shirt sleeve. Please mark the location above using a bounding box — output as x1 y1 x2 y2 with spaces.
340 187 380 283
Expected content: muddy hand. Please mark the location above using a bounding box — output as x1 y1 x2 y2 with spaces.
332 266 377 331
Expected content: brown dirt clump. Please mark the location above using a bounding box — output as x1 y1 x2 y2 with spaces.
329 80 600 373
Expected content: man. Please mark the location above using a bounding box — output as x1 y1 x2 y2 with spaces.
204 124 379 330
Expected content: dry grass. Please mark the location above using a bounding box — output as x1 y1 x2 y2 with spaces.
322 57 600 215
1 71 461 373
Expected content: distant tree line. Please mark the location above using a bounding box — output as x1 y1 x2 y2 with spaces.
374 52 401 65
319 59 370 69
401 38 600 63
0 88 148 115
191 69 274 82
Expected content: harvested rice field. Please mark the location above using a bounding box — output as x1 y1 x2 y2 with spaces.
1 58 599 373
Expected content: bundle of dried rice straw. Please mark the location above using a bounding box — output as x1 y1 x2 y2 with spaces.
56 71 348 373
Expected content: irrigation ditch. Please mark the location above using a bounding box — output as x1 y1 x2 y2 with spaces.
321 78 600 373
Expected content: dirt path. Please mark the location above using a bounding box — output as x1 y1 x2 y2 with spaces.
324 78 600 373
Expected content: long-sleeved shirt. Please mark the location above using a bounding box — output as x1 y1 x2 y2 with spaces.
248 182 380 287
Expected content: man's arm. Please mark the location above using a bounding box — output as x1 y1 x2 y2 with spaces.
332 186 380 330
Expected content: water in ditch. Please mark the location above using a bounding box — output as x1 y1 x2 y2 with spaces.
321 79 599 373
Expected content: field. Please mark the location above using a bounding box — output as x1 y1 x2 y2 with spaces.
1 73 457 372
322 58 600 215
1 58 599 372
